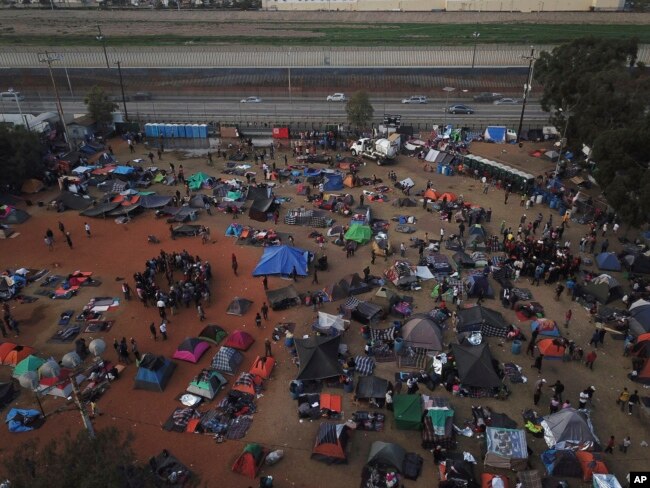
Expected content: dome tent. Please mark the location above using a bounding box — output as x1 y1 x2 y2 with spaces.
252 245 308 277
541 408 600 451
401 314 444 350
311 423 349 464
172 338 210 363
134 354 176 392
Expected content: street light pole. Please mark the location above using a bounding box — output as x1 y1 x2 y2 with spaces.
38 51 71 149
471 26 480 69
288 48 293 110
516 46 537 144
116 60 129 122
1 91 29 130
96 24 110 69
442 86 455 127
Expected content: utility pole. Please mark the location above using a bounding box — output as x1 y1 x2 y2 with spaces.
471 24 480 69
70 374 96 439
288 48 293 110
516 46 537 144
116 61 129 121
38 52 71 149
96 24 110 69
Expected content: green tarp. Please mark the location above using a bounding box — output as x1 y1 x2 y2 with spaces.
344 224 372 244
188 172 212 191
393 394 423 430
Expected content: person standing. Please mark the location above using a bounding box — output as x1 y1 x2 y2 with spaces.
312 268 319 285
261 302 269 320
197 304 205 321
526 329 539 356
552 380 565 402
604 436 615 454
262 275 268 290
0 319 7 338
291 266 298 282
44 235 54 251
232 254 238 276
84 222 91 238
564 309 572 329
585 350 597 370
620 436 631 454
65 231 73 249
628 389 640 416
371 249 376 265
400 242 406 257
122 282 131 301
549 395 560 414
264 339 272 358
159 320 168 340
255 313 262 328
113 338 120 359
149 322 157 341
532 353 543 373
157 298 167 320
58 220 65 234
130 338 141 362
578 388 589 409
617 387 630 412
533 378 546 405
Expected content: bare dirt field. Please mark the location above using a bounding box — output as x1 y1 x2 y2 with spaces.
0 137 648 487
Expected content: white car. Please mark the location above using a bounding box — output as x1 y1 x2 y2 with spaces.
240 96 262 103
493 97 521 105
401 96 427 104
326 93 347 102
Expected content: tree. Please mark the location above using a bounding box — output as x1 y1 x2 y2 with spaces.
3 427 172 488
346 91 374 128
84 86 118 130
0 126 46 192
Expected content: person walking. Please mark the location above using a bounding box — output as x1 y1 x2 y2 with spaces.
44 235 54 251
262 275 268 290
533 378 546 405
312 268 319 285
255 313 262 328
620 436 631 454
122 282 131 301
291 266 298 282
549 395 560 414
65 231 73 249
84 222 91 238
371 249 376 265
130 338 141 362
552 380 565 402
232 254 238 276
532 353 544 373
159 320 168 340
617 387 630 412
264 338 272 358
58 220 65 234
113 338 120 359
628 389 640 416
578 388 590 409
588 330 600 349
261 302 269 320
400 242 406 257
526 329 540 356
157 298 167 320
149 322 157 341
197 304 205 321
564 309 572 329
585 350 597 370
604 436 615 454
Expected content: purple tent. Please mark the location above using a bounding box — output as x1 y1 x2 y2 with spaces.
172 338 210 363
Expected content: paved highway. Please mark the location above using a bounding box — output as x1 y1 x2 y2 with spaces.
6 94 549 125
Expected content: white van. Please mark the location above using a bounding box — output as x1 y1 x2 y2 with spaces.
1 91 25 101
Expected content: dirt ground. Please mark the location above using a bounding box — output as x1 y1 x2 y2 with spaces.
1 10 649 40
0 136 648 487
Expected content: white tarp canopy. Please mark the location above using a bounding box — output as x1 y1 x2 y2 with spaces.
317 312 347 332
425 149 440 162
399 177 415 188
416 266 435 280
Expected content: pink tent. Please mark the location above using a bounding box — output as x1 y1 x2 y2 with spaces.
224 330 255 351
172 338 210 363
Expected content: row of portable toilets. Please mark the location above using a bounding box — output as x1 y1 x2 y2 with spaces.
144 123 209 139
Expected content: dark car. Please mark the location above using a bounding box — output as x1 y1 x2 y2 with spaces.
133 92 153 101
446 104 475 115
473 92 503 103
296 154 332 164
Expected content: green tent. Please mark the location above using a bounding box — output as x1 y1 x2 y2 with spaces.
186 369 227 399
393 394 423 430
227 190 243 200
187 172 212 191
13 355 45 378
344 224 372 245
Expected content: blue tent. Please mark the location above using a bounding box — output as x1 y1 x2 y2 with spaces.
225 223 243 237
134 354 176 392
252 245 308 277
465 274 494 298
483 126 506 143
304 168 322 177
596 252 621 271
323 174 344 191
6 408 43 432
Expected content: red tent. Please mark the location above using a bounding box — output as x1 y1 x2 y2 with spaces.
224 330 255 351
537 339 565 359
631 333 650 358
438 192 457 202
250 356 275 379
423 189 439 201
232 443 268 479
0 342 18 364
2 345 35 366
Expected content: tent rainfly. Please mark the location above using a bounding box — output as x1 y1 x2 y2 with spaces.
393 394 423 430
252 245 308 277
311 423 349 464
484 427 529 470
295 335 343 381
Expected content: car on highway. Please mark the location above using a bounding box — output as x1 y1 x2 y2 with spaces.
401 95 427 104
446 104 475 115
107 94 130 102
473 92 503 102
493 97 521 105
1 91 25 101
133 91 153 101
240 96 262 103
326 93 347 102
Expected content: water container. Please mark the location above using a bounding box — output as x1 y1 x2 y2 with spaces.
535 194 543 204
511 340 522 355
549 197 559 209
442 166 450 176
199 124 208 138
394 338 404 354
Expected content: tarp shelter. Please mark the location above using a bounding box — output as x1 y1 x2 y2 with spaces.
367 441 406 472
323 174 344 191
55 191 94 211
295 335 343 381
0 382 18 409
211 346 244 375
246 186 272 201
324 280 350 302
352 301 384 325
139 195 172 209
187 172 215 191
198 324 228 345
401 314 444 350
224 330 255 351
623 253 650 274
186 369 226 399
393 394 423 430
311 423 349 464
13 355 45 378
345 225 372 245
226 297 253 316
531 319 560 337
21 179 45 194
484 427 529 470
79 201 121 217
313 312 347 335
451 343 502 389
541 450 583 478
355 375 389 401
465 275 494 299
134 354 176 392
6 408 43 432
392 197 418 207
457 306 508 337
266 285 300 310
576 451 608 481
537 339 565 359
171 224 202 237
596 253 621 272
484 126 507 143
172 338 210 363
593 474 622 488
252 245 308 277
582 274 622 304
541 408 600 451
232 443 267 478
249 198 277 222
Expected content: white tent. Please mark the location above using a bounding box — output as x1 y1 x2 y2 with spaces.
316 312 348 333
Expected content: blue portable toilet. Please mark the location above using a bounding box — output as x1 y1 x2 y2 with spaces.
199 124 208 138
191 124 200 138
164 124 173 138
437 163 443 174
144 123 153 138
177 124 186 138
171 124 180 138
185 124 194 138
149 124 159 138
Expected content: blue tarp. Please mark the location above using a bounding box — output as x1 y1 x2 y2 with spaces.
304 168 322 177
113 165 135 175
6 408 42 432
483 126 506 143
596 252 621 271
323 174 344 191
252 245 308 277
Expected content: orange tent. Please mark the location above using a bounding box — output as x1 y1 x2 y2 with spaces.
311 423 349 464
249 356 275 380
0 342 18 364
438 192 457 202
232 372 261 396
423 189 439 201
537 339 565 359
576 451 608 481
2 345 35 366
